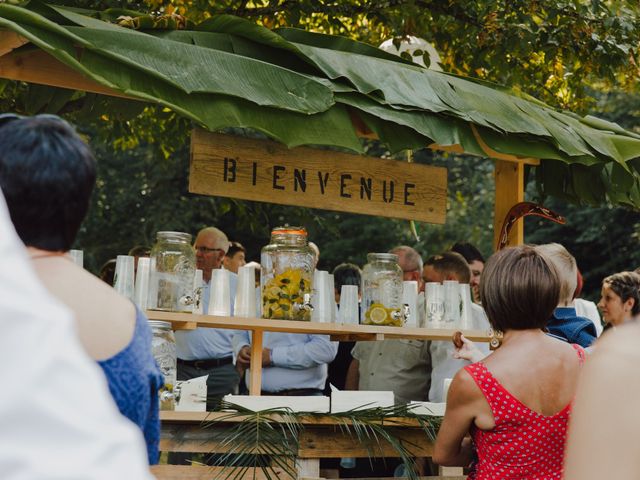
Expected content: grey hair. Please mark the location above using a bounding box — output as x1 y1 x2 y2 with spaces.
390 245 423 272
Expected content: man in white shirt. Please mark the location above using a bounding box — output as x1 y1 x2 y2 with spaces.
423 251 490 402
0 187 153 479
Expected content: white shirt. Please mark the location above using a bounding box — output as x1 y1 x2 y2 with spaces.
429 303 491 402
0 191 153 480
574 298 603 336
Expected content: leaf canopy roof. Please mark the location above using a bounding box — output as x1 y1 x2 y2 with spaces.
1 2 640 208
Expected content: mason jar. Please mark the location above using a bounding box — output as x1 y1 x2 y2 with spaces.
361 253 406 326
147 231 196 313
149 320 177 411
261 227 314 321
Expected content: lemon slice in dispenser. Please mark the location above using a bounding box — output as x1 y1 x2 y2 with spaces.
367 303 388 324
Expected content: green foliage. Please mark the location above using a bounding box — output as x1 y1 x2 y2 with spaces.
204 401 443 480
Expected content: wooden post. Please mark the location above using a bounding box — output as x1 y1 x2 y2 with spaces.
249 329 263 396
494 159 525 249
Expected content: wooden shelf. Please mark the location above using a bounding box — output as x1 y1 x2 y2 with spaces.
145 310 490 342
148 310 490 396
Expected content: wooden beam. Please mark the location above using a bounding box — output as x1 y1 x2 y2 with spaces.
0 48 136 100
471 124 540 166
494 160 525 249
0 31 29 57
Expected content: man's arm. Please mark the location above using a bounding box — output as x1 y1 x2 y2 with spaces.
345 358 360 390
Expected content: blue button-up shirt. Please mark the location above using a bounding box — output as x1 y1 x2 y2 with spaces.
234 330 338 392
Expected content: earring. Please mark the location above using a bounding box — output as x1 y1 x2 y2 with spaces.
488 328 503 349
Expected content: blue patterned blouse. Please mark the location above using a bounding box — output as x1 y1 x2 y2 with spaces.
98 306 164 464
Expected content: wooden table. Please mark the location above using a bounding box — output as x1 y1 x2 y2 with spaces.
146 310 490 395
153 411 462 480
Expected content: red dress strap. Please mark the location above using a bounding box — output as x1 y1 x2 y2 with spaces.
571 343 586 365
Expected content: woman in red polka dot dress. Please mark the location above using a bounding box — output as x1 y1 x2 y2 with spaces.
434 246 585 479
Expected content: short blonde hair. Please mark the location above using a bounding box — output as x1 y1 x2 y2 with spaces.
534 243 577 305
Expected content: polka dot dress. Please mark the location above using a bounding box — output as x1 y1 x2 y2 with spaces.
464 345 585 480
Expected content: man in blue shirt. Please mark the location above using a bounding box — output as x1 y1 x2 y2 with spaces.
175 227 241 410
535 243 597 348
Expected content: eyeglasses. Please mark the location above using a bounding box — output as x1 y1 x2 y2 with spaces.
0 113 70 130
195 246 225 255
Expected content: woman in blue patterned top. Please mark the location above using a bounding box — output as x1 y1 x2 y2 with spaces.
0 113 164 464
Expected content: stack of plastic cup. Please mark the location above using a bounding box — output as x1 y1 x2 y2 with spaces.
338 285 359 325
208 269 231 316
235 265 257 318
134 257 150 310
114 255 135 301
443 280 460 325
402 280 418 327
68 249 83 268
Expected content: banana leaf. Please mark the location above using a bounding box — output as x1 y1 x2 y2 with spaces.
1 3 640 208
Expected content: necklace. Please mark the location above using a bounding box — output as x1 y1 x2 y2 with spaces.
29 251 67 261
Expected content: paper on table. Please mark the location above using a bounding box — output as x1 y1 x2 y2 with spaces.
222 394 330 413
175 375 207 412
408 401 446 417
330 386 394 413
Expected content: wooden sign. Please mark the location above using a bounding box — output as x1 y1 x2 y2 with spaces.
189 129 447 224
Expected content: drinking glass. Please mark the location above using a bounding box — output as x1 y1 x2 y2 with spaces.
425 282 445 326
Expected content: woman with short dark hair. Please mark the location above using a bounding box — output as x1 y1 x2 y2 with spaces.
0 114 163 465
434 245 585 479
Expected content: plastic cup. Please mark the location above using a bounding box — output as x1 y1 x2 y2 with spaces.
402 280 418 327
443 280 460 325
459 283 474 330
338 285 359 325
134 257 150 310
208 269 231 316
328 273 336 322
312 270 329 323
235 265 257 318
68 249 83 268
114 255 135 300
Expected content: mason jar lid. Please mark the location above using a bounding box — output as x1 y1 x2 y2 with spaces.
271 226 307 236
156 231 192 243
148 320 172 330
367 252 399 263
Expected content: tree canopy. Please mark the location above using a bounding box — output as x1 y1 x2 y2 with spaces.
0 0 639 299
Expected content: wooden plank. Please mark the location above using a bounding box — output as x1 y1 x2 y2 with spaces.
0 48 136 99
151 464 294 480
493 160 525 249
146 310 491 342
161 411 431 428
0 31 29 57
189 129 447 224
160 421 435 458
297 427 434 458
249 329 263 396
